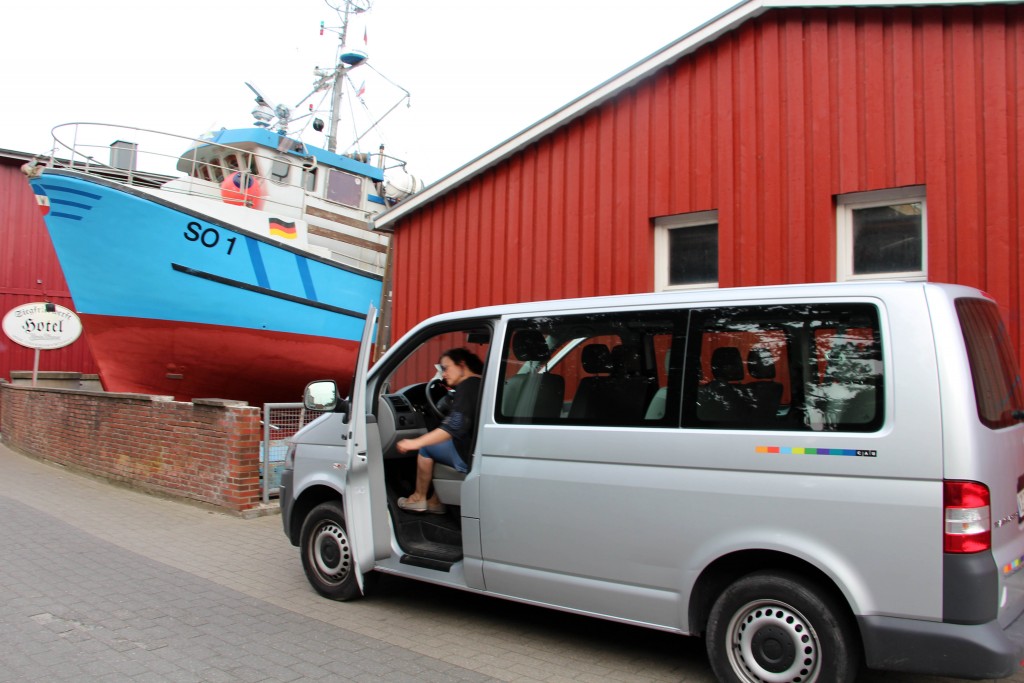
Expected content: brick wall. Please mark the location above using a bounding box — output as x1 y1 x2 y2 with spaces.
0 382 264 512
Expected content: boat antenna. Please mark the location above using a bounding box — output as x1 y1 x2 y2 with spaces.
318 0 372 153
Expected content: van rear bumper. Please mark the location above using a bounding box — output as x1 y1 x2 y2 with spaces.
859 611 1024 679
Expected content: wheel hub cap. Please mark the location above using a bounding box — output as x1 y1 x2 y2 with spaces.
312 522 351 582
728 601 821 683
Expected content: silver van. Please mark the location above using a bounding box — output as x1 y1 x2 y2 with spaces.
280 282 1024 682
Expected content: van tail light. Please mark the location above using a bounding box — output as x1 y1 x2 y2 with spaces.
944 480 991 553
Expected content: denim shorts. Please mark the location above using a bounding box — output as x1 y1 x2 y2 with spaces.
419 439 469 473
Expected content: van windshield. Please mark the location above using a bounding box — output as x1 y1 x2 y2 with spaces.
956 298 1024 429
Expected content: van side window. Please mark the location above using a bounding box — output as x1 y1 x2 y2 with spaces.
496 313 679 426
682 303 884 432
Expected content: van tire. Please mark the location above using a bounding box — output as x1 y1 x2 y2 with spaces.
705 571 859 683
300 501 363 601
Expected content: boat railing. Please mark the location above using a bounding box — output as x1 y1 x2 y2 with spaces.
45 122 323 217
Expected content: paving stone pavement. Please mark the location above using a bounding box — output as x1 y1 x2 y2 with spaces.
1 440 1022 683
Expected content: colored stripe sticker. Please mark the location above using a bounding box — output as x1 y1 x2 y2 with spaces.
246 237 269 289
36 182 101 221
296 254 317 301
50 198 93 210
39 182 102 200
756 446 877 457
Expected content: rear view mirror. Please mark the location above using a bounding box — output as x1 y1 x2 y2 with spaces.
304 380 339 411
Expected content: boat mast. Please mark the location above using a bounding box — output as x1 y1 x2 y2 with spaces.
325 0 371 153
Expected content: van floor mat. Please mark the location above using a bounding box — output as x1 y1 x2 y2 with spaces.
393 516 463 563
400 542 463 566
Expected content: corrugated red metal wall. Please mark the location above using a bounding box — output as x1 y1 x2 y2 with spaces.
0 158 98 380
389 5 1023 353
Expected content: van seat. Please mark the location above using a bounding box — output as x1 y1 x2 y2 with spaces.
645 349 671 420
568 344 613 419
608 346 659 423
697 346 749 422
432 463 465 505
804 343 880 429
502 330 565 419
744 347 784 419
570 344 657 423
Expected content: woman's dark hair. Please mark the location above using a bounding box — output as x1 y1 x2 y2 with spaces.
440 347 484 374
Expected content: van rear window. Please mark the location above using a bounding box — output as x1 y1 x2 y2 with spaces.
956 298 1024 429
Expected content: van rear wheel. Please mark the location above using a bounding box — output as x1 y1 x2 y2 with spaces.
706 571 858 683
300 501 363 601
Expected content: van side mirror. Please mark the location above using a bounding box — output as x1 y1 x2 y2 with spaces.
304 380 339 411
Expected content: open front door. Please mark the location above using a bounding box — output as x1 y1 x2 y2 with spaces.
343 303 378 590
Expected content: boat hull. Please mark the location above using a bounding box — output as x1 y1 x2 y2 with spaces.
80 314 359 404
30 168 380 405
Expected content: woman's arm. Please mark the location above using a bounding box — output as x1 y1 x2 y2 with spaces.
396 427 452 453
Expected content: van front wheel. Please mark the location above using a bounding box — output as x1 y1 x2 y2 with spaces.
300 501 363 601
706 571 858 683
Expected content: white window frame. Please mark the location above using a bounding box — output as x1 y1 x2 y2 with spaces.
836 186 926 282
654 210 719 291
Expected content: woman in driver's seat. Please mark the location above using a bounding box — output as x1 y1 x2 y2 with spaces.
396 348 483 514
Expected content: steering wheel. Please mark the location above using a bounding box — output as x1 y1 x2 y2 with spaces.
425 378 453 420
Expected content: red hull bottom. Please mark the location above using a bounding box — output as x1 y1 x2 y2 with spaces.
81 315 361 406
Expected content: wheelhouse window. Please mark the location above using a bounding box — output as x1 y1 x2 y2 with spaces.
654 211 718 291
325 169 364 208
271 158 290 183
837 187 926 281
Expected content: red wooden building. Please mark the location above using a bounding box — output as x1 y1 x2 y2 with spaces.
375 0 1024 363
0 150 98 381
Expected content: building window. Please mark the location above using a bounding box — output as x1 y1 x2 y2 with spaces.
837 187 926 281
654 210 719 291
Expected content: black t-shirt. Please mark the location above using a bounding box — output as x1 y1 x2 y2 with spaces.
439 375 481 462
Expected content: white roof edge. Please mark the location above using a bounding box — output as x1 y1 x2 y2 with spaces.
400 280 971 328
374 0 1014 230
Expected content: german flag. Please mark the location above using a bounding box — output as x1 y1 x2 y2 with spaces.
269 218 297 239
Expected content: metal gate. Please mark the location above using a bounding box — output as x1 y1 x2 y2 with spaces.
261 403 328 504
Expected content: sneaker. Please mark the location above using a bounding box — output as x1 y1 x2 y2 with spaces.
397 496 428 512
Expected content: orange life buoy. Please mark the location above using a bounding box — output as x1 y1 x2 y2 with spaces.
220 172 265 210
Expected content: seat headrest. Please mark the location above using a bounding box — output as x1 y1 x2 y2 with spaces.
610 345 642 376
581 343 612 374
747 347 776 380
512 330 551 362
711 346 745 382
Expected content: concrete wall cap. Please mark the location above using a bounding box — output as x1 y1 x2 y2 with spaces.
192 398 251 407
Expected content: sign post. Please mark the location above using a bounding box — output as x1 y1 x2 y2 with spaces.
2 302 84 386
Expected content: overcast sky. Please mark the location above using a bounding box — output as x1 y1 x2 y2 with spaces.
3 0 737 184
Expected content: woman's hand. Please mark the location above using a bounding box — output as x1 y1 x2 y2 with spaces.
396 429 452 455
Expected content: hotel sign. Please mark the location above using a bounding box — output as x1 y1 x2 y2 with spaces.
3 302 83 350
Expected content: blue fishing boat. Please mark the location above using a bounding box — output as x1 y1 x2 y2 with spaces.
22 0 420 406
